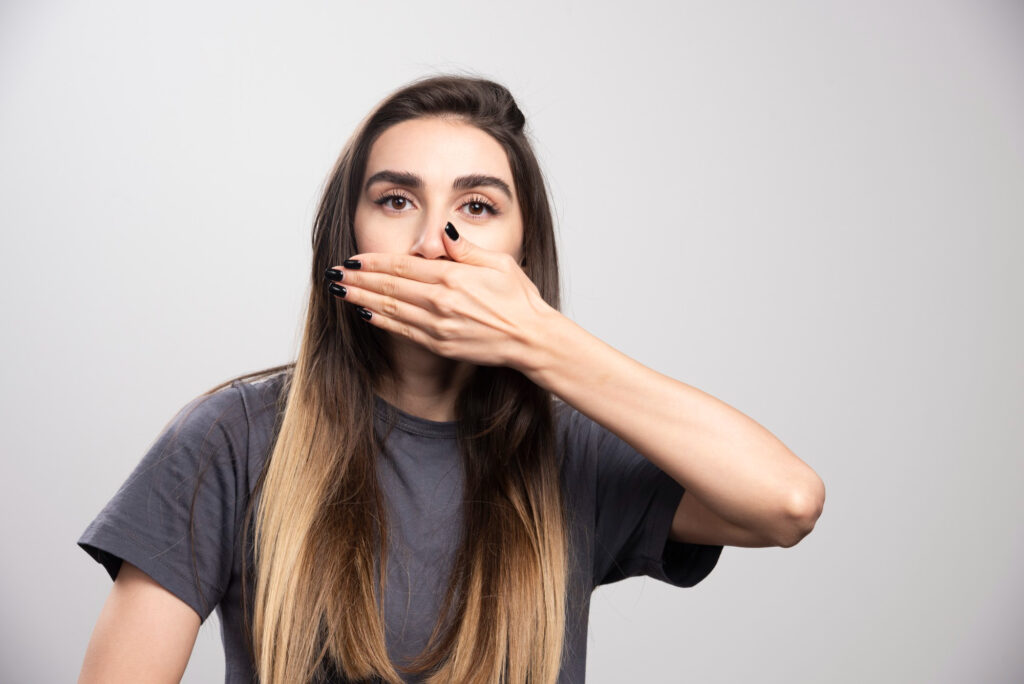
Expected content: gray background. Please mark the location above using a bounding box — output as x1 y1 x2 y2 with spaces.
2 0 1021 682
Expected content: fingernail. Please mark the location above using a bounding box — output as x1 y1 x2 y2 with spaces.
343 259 361 269
328 283 347 298
444 222 459 241
324 267 343 281
357 307 372 320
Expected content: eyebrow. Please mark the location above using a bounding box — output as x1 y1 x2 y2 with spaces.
363 170 514 201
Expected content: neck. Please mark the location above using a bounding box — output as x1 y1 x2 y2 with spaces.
376 337 474 422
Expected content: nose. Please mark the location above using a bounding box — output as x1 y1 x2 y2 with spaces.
410 218 454 260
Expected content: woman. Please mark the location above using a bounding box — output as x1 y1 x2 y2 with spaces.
77 74 825 684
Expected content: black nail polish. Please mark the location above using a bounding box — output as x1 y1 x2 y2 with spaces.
444 222 459 241
343 259 361 269
328 283 347 298
324 268 343 281
357 307 372 320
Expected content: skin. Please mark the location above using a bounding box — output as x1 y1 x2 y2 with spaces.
351 115 525 422
330 115 826 548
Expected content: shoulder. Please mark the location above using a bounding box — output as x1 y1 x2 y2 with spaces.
178 367 290 436
551 397 669 496
226 369 291 477
156 369 287 461
159 384 245 445
552 396 581 435
551 397 608 486
229 369 290 430
138 384 249 480
552 397 612 457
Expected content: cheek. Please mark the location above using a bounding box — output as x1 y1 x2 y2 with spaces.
352 205 380 250
505 222 525 259
353 214 401 255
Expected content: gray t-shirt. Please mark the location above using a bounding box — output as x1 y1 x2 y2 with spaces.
78 370 723 683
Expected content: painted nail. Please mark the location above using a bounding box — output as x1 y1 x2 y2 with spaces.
357 307 372 320
343 259 361 269
328 283 347 298
324 267 343 281
444 222 459 241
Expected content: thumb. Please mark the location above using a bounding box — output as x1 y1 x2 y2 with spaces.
443 221 501 268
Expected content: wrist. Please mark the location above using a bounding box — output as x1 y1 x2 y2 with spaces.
513 301 572 389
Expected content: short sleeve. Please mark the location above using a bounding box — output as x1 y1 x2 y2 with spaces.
587 414 723 588
76 384 248 622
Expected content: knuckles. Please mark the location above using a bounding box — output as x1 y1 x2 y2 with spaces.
380 276 399 297
433 293 457 317
440 270 462 290
433 319 459 341
434 338 456 357
392 256 412 278
498 252 518 271
382 297 400 316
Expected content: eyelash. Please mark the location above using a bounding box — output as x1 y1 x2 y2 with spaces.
372 190 501 217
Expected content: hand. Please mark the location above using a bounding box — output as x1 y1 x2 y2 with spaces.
325 223 555 371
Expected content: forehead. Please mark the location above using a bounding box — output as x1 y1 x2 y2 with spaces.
366 117 514 191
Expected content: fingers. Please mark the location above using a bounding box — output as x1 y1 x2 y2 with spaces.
327 268 442 314
331 252 471 284
349 298 441 352
326 274 451 340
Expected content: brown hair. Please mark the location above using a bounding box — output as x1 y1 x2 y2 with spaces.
189 72 570 683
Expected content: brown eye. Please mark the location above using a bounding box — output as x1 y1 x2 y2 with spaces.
460 196 500 218
372 192 414 213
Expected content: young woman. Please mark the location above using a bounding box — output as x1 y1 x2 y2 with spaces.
77 74 825 684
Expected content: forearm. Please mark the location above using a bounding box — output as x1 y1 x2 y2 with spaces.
519 306 824 546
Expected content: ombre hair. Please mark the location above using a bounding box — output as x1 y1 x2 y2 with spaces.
189 72 570 683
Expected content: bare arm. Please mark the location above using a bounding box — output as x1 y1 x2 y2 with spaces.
520 309 825 549
79 561 201 684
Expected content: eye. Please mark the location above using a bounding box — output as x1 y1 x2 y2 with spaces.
371 190 502 219
372 190 414 213
460 194 501 219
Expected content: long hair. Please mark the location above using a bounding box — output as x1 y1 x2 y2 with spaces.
186 73 568 683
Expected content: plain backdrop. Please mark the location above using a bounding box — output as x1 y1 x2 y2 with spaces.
2 1 1022 682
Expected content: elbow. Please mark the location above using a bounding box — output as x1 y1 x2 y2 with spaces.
774 478 825 548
